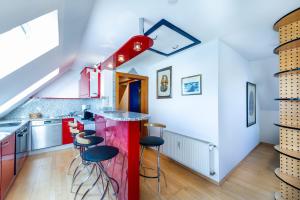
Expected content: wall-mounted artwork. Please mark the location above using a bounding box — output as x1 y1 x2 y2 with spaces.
157 66 172 98
181 75 202 96
246 82 256 127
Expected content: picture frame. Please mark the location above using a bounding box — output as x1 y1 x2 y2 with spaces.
181 74 202 96
246 82 256 127
157 66 172 98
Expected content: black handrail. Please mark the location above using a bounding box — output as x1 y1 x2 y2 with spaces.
274 98 300 101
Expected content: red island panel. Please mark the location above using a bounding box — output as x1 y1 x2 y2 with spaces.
95 115 140 200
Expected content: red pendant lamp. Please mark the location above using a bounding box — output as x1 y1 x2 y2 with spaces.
98 35 153 70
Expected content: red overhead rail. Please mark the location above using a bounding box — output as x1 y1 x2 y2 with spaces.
98 35 153 70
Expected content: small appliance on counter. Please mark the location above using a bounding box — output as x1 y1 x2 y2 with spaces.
81 104 94 120
29 112 42 119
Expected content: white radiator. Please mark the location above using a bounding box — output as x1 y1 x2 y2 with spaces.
162 130 216 177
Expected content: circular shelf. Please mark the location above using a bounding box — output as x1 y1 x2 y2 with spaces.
274 168 300 190
274 145 300 160
274 98 300 101
274 38 300 54
274 8 300 31
274 67 300 77
274 123 300 131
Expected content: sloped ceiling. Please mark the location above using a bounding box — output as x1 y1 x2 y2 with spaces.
78 0 299 66
0 0 96 117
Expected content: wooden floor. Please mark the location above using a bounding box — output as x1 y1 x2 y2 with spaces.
6 143 279 200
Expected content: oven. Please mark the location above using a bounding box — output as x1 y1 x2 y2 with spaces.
15 122 29 175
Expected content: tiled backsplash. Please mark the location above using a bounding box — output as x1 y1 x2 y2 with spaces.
2 98 109 120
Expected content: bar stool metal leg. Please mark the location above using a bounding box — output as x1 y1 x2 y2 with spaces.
74 163 96 199
157 146 161 193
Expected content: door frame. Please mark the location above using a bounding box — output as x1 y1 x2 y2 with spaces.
115 72 148 114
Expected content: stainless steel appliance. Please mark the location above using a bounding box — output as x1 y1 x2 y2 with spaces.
15 122 29 174
31 119 62 150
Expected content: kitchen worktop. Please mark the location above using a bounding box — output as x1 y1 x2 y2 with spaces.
0 120 29 141
89 109 150 121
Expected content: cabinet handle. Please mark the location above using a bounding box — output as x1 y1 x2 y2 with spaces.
2 140 9 147
177 141 181 149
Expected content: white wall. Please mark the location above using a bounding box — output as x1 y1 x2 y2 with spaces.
250 57 279 144
218 41 260 180
35 67 81 98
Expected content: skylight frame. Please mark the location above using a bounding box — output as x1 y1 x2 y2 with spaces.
0 10 59 79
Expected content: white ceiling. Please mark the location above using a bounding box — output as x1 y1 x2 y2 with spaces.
79 0 299 65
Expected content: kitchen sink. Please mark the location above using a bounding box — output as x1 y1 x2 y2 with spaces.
0 122 21 127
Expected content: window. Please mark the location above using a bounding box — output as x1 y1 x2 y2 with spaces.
0 10 59 79
0 68 59 114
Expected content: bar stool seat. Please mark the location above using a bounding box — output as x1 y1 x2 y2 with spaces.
140 136 164 147
83 130 96 136
73 136 103 147
82 146 119 162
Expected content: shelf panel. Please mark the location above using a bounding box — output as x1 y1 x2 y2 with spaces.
274 98 300 101
274 192 284 200
274 123 300 131
274 168 300 190
274 67 300 77
274 8 300 31
274 38 300 54
274 145 300 160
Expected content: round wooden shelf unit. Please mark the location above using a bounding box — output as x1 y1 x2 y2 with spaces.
274 168 300 190
274 8 300 31
273 38 300 54
274 145 300 160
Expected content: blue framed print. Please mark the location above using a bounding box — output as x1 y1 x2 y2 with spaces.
181 74 202 96
246 82 256 127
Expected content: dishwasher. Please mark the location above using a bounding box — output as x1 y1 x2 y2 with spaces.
31 119 62 150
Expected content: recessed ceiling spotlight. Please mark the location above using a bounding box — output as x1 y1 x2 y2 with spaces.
108 63 113 68
118 55 125 63
133 42 142 52
168 0 178 4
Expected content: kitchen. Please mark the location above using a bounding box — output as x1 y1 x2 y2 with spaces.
0 0 300 200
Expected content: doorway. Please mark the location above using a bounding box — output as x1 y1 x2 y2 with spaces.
115 72 148 137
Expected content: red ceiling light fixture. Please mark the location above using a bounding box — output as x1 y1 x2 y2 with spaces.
98 35 153 70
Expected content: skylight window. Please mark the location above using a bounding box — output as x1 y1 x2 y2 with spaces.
0 68 59 114
0 10 59 79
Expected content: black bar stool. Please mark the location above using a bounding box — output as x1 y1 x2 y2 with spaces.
71 132 104 191
73 133 119 200
139 123 167 193
67 122 97 174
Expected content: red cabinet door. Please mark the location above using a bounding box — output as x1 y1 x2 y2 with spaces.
1 134 15 199
62 118 74 145
79 67 101 98
79 68 90 98
77 121 84 132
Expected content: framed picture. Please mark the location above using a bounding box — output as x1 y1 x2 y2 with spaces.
181 74 202 96
246 82 256 127
157 66 172 98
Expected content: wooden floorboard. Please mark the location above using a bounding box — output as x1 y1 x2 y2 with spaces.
6 143 279 200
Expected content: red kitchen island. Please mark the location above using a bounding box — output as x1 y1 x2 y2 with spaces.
92 110 149 200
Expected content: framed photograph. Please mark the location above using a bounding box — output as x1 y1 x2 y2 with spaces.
181 74 202 96
157 66 172 98
246 82 256 127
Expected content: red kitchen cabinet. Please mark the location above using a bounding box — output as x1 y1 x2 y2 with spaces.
77 121 84 132
62 118 74 145
1 134 15 200
79 67 101 98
